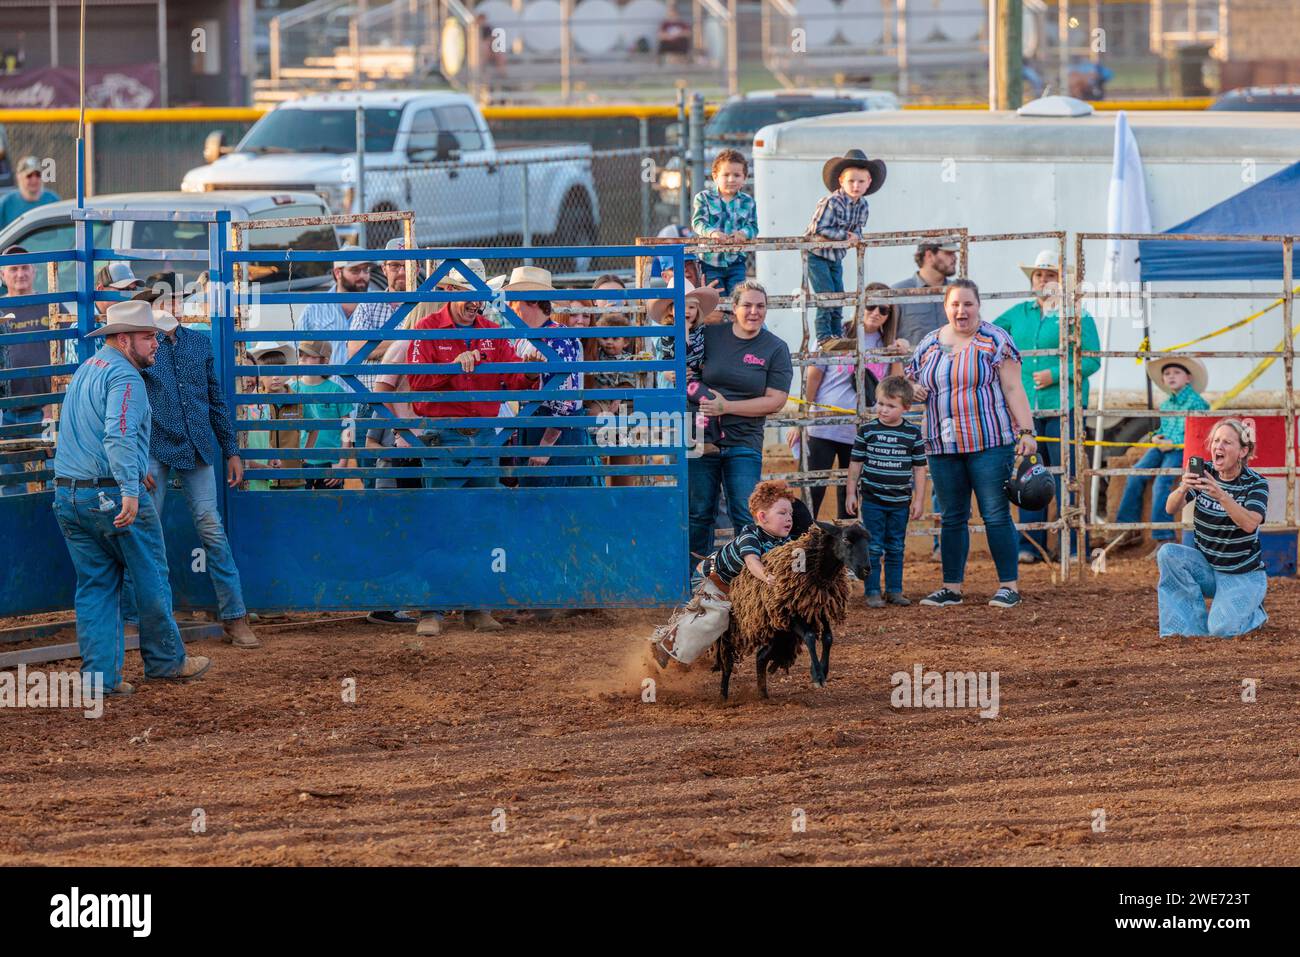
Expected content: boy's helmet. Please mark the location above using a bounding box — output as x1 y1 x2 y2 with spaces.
1005 453 1054 511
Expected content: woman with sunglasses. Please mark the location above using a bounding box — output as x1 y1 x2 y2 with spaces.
802 282 909 518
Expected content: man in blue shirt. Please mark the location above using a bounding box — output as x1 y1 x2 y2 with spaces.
0 156 59 229
128 305 258 648
51 301 211 695
300 246 374 367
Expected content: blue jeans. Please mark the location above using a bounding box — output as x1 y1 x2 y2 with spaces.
520 411 595 488
52 485 187 689
702 260 746 297
1157 543 1268 638
0 408 46 496
807 254 844 342
145 460 246 620
928 443 1020 586
860 501 908 594
1017 414 1080 555
421 428 499 489
1117 447 1183 542
688 444 762 570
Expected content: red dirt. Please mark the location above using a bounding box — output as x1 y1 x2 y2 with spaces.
3 556 1299 866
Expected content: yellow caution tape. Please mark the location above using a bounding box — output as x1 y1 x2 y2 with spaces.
1159 285 1300 355
1135 335 1149 366
790 396 857 415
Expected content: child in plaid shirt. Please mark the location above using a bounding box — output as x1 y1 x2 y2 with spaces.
692 148 758 295
804 149 887 349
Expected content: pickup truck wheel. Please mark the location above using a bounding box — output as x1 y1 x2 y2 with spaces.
550 192 597 274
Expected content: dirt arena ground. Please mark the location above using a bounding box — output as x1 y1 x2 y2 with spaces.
3 556 1299 867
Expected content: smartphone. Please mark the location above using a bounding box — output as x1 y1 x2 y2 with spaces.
1188 456 1206 476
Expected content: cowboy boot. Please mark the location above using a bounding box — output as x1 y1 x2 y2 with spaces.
223 616 261 649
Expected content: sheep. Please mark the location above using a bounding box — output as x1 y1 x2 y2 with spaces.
715 520 872 699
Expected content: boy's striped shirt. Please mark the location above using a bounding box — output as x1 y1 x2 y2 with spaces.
708 523 788 585
1185 465 1268 573
851 419 927 507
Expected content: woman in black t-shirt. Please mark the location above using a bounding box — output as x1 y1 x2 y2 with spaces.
1156 418 1269 638
687 281 793 576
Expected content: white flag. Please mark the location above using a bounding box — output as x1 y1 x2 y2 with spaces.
1100 111 1152 317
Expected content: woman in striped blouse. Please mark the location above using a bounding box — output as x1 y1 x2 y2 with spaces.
905 279 1038 609
1156 418 1269 638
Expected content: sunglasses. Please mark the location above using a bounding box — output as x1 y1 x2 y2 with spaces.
864 304 890 313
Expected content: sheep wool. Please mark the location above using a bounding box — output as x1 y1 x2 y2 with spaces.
726 525 851 659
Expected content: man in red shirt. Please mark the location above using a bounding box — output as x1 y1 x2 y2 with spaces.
405 258 537 633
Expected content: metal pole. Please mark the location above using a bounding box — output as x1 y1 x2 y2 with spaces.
50 3 58 68
689 91 706 220
997 0 1024 110
560 0 573 102
270 16 280 83
83 121 94 198
1089 0 1101 64
403 217 415 292
351 17 362 86
1058 0 1069 97
158 0 169 108
1283 239 1294 540
726 0 739 97
676 89 690 227
987 0 997 110
639 116 651 239
897 0 909 99
355 106 367 247
522 163 533 267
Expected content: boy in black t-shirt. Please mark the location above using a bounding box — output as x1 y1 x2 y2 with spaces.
846 376 926 607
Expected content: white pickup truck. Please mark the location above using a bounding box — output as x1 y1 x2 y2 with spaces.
181 91 600 262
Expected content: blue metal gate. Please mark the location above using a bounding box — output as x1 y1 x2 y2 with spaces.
1 212 691 619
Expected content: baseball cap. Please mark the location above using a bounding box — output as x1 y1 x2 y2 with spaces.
917 240 960 254
97 261 144 289
383 237 408 251
2 244 29 257
334 245 376 270
16 156 42 177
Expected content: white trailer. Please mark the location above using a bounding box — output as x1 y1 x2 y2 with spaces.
752 108 1300 403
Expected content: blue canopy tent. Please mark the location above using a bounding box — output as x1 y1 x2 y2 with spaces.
1138 162 1300 281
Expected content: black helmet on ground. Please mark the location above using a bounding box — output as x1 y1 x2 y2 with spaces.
1005 453 1054 511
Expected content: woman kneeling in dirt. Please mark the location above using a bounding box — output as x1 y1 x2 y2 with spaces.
650 480 797 667
1157 418 1269 638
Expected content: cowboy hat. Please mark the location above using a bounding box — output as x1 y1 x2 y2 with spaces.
1147 355 1208 395
822 149 887 194
297 339 330 360
434 258 488 290
646 280 721 325
248 341 292 363
87 299 166 338
502 265 556 292
152 310 179 333
1020 249 1062 280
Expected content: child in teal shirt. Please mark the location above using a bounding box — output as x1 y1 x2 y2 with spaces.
292 340 354 489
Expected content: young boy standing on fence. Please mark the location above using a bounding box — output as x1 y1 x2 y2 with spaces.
293 340 353 490
692 149 758 296
846 376 926 608
803 149 887 350
649 479 798 668
1114 356 1211 554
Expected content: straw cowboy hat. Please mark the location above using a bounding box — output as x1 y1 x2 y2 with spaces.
1020 249 1063 280
88 299 168 338
248 341 293 363
1147 355 1209 395
822 149 887 194
502 265 556 292
646 280 721 325
434 258 488 290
